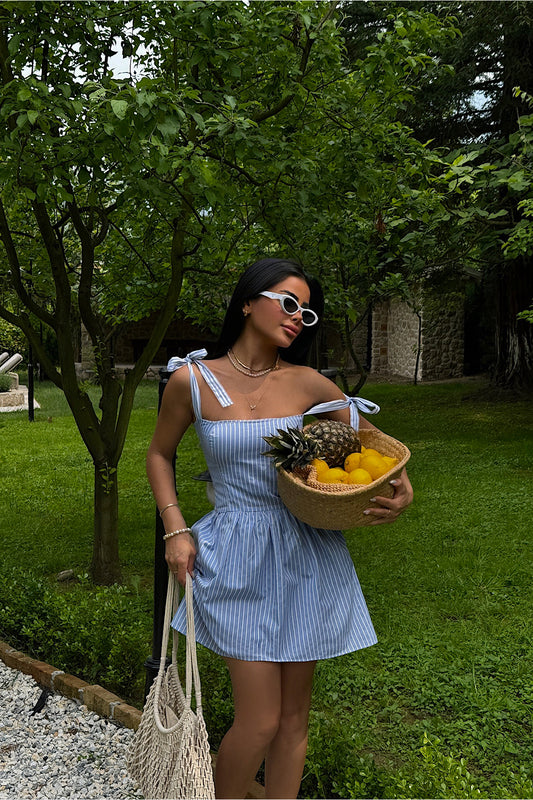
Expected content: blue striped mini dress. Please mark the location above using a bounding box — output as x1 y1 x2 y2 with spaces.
169 350 379 662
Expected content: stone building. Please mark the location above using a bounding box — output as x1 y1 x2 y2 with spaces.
77 288 467 384
370 290 465 382
324 286 466 383
77 313 217 381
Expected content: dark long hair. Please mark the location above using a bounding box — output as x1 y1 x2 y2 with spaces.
210 258 324 366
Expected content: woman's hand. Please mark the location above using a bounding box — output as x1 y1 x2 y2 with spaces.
165 532 197 585
363 469 413 525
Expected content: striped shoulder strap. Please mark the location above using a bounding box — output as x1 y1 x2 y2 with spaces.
167 349 233 412
305 395 380 431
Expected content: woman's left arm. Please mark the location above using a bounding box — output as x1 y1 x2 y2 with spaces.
349 412 414 525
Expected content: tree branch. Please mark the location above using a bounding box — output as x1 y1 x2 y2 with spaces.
0 197 55 327
106 219 157 279
0 12 14 84
252 2 339 124
65 197 107 355
0 305 62 387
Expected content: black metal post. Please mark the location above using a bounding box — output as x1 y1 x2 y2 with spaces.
143 369 175 699
28 344 34 422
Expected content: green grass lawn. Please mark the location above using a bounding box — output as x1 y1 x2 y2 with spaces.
0 377 532 798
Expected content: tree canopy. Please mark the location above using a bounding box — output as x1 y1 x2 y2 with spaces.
340 1 533 390
5 0 451 580
2 1 531 581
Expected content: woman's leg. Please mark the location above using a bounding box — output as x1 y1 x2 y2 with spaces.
215 659 282 799
264 661 316 799
265 661 316 798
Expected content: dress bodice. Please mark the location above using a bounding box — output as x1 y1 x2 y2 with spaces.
167 350 380 510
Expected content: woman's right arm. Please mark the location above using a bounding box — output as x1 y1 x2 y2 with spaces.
146 368 196 585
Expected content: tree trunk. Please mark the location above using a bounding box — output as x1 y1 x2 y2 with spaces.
91 462 121 585
414 309 422 386
492 256 533 392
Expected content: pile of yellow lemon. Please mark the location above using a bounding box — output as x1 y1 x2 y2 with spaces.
312 447 399 486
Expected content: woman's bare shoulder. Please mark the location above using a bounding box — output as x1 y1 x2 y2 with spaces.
281 363 345 403
164 366 193 411
167 364 192 389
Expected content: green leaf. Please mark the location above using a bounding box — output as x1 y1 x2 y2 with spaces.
17 86 32 103
7 34 21 55
191 112 205 130
56 186 74 203
26 110 39 125
110 99 128 120
78 166 92 184
156 118 181 138
507 171 530 192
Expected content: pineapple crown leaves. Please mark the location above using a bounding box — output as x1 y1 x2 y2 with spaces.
262 420 361 471
262 427 319 471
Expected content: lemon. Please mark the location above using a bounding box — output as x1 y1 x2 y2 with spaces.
311 458 329 476
344 452 362 472
360 454 389 480
319 467 350 484
361 448 382 458
347 468 373 485
382 455 399 469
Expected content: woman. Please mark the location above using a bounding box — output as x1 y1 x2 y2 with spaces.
146 258 413 799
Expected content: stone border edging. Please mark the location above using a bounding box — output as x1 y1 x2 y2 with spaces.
0 639 141 730
0 639 265 799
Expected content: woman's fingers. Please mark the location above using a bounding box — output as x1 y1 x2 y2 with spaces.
165 534 196 585
363 475 413 525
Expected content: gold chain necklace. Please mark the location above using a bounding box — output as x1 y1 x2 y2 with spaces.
246 374 273 412
227 348 279 377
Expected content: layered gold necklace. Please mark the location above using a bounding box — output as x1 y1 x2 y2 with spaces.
226 348 280 412
227 348 280 378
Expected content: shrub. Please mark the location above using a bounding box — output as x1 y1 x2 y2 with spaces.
0 374 12 392
0 568 151 703
0 318 27 356
385 733 484 799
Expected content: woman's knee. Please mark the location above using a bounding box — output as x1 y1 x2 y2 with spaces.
232 707 280 748
277 706 310 741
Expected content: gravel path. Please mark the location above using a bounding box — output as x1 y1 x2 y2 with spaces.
0 660 143 799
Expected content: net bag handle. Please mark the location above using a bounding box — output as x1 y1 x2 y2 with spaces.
153 572 203 733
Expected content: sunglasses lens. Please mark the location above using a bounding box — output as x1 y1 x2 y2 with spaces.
280 296 299 314
302 310 317 325
272 293 317 325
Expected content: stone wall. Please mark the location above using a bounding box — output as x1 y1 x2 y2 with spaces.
370 289 465 382
381 299 421 381
421 292 464 380
371 301 393 376
78 315 217 381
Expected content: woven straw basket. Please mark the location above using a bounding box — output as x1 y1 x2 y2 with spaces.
277 428 410 530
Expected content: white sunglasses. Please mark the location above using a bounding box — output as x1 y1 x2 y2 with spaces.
258 291 318 326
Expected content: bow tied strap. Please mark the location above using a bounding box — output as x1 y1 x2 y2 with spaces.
167 349 233 408
305 395 380 431
167 348 208 372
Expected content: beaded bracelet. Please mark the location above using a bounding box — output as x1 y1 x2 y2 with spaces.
163 527 192 541
159 503 179 517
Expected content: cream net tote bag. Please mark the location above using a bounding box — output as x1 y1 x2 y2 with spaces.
127 572 215 799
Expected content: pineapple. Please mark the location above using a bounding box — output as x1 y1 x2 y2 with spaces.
263 420 360 471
